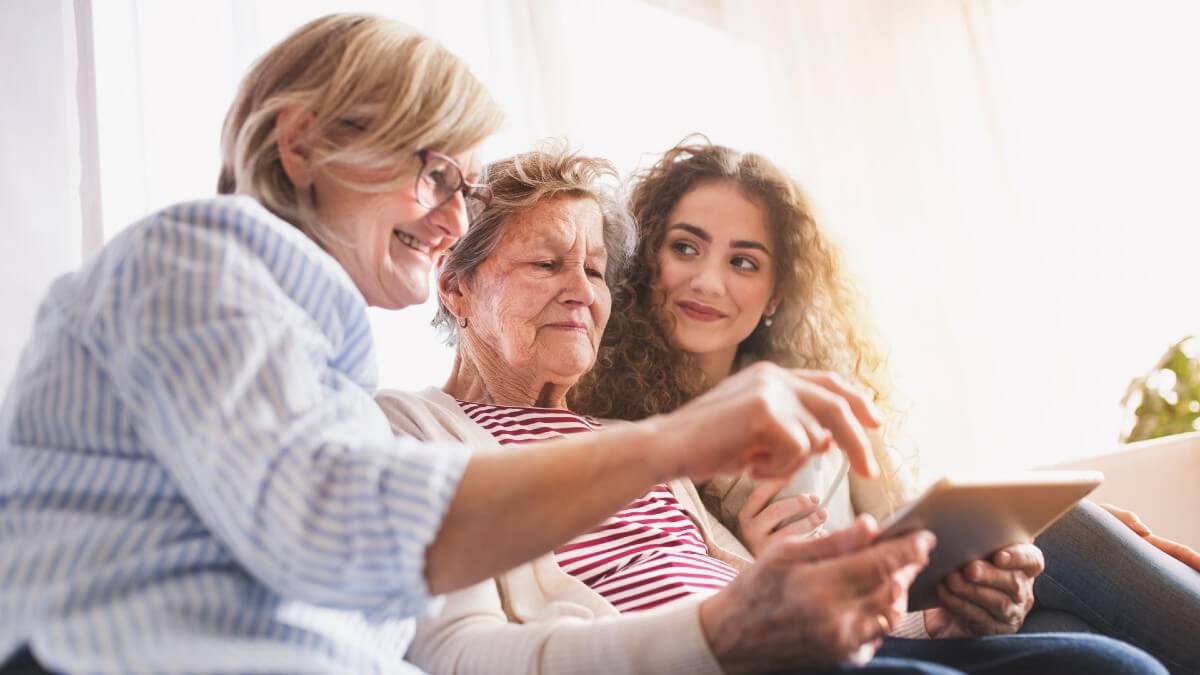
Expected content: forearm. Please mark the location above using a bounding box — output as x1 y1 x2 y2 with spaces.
425 418 668 594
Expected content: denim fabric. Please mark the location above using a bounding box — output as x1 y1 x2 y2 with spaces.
809 633 1164 674
1028 500 1200 674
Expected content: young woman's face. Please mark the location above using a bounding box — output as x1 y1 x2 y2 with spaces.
655 180 776 358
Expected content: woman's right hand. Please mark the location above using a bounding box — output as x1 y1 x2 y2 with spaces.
698 515 935 674
648 362 883 485
736 478 827 557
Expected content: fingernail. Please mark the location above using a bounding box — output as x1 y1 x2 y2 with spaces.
917 531 936 550
997 551 1011 566
816 509 827 521
808 494 819 505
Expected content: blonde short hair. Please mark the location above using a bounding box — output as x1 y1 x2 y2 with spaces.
218 13 504 239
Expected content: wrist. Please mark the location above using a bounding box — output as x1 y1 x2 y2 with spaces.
629 413 681 484
699 595 742 675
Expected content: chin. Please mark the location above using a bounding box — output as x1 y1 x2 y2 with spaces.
673 331 726 357
376 281 428 310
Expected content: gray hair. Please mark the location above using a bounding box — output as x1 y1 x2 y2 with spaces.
433 146 636 345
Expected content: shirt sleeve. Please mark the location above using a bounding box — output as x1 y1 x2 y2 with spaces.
407 578 724 675
97 209 471 616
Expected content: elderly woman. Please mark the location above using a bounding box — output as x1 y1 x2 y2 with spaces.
0 16 878 675
377 148 1163 675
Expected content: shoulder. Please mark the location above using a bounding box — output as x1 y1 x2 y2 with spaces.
376 387 484 444
132 196 351 289
124 196 365 327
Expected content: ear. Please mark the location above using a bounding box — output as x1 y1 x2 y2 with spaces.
276 106 318 189
764 295 781 319
439 267 470 321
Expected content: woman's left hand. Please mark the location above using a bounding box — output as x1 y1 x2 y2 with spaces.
735 478 827 557
923 543 1043 638
1101 503 1200 572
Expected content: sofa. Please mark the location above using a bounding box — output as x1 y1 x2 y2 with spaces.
1051 431 1200 549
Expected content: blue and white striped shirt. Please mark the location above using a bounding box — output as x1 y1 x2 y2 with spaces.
0 196 470 674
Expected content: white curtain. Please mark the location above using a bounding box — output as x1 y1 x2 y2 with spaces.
710 0 1200 474
0 0 94 393
5 0 1198 476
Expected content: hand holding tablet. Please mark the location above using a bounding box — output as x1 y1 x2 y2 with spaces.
878 470 1103 610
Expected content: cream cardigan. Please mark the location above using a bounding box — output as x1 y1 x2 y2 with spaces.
376 387 926 675
376 387 750 675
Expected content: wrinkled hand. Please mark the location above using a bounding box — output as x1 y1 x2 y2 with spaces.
924 543 1042 637
1101 503 1200 572
653 363 884 485
736 478 827 557
700 515 935 674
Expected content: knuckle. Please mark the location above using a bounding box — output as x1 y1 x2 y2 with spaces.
827 371 853 392
830 395 855 421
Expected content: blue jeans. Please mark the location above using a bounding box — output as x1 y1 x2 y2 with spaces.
1024 500 1200 674
809 633 1163 674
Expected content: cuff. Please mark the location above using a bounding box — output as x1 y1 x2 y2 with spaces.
542 598 726 675
890 611 931 639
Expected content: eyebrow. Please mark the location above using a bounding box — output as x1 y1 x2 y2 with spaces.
669 222 771 255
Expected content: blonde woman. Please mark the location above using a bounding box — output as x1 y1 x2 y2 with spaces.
0 21 854 675
573 139 1199 674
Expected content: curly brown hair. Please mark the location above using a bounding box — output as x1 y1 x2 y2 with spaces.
569 138 889 422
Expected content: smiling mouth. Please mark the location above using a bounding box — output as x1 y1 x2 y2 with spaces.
677 301 727 321
394 229 432 255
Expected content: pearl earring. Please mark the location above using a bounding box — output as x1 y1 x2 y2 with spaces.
458 317 469 329
764 316 774 327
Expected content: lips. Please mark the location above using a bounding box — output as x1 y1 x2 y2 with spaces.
676 299 727 322
547 322 588 332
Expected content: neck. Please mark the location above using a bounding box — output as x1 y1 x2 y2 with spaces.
443 343 573 409
694 345 738 389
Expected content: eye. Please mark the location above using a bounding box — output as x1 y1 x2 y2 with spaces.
671 240 699 257
533 260 557 271
585 265 605 279
425 169 450 188
731 255 760 272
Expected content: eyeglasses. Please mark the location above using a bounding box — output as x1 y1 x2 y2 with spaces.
416 149 493 222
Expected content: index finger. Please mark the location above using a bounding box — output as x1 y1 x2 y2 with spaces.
787 376 878 478
742 478 791 520
793 369 885 428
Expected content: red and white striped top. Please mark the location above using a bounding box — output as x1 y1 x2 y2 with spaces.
457 399 738 613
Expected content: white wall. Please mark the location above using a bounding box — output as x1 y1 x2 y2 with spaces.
0 0 85 393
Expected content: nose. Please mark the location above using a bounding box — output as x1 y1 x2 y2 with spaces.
428 190 470 241
688 258 724 298
560 263 597 307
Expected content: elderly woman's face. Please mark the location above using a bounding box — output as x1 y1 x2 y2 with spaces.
462 196 611 382
314 149 482 309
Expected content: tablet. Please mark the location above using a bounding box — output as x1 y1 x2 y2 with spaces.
878 470 1103 611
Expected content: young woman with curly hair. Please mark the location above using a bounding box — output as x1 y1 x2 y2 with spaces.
571 139 1200 672
571 138 917 543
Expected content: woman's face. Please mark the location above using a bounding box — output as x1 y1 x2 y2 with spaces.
461 196 612 385
655 180 776 358
314 148 482 309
